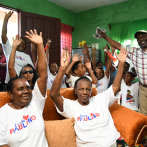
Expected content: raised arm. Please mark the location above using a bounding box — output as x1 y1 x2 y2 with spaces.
8 35 22 78
100 31 121 50
92 47 96 71
65 53 81 78
85 59 98 85
1 11 14 44
50 50 69 112
45 38 51 65
112 47 128 95
82 49 87 63
25 29 47 97
83 44 91 60
31 43 37 66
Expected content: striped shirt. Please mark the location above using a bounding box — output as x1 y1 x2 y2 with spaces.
126 47 147 85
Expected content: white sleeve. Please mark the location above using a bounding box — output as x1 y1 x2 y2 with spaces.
0 111 7 146
55 96 74 119
95 85 119 107
2 39 12 56
26 55 34 67
32 82 47 112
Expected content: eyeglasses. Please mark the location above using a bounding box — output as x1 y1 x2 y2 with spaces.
22 70 34 74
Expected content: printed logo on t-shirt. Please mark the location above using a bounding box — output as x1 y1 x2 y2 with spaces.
15 55 25 61
77 113 100 121
96 83 103 88
126 90 135 103
10 115 36 134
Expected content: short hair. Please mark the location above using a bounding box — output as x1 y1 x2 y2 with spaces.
71 61 82 74
6 76 25 93
19 64 37 88
96 61 103 67
74 76 92 89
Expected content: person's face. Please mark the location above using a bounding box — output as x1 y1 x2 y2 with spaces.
50 63 58 73
0 44 4 55
75 63 86 76
95 68 104 80
9 78 32 108
17 39 26 52
124 73 133 84
137 33 147 49
123 63 129 74
21 66 34 82
75 79 92 106
97 63 103 69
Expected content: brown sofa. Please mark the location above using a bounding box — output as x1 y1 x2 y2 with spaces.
0 87 147 147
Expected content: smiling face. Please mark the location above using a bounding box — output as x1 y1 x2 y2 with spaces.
137 33 147 50
124 72 134 85
74 79 92 106
95 68 104 80
9 78 32 109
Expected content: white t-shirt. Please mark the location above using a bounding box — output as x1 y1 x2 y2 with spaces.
47 66 67 89
66 75 92 87
0 82 48 147
96 74 110 93
121 79 139 111
56 86 120 147
3 40 34 83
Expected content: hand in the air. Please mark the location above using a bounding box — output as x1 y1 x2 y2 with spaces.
12 35 22 48
5 11 14 19
60 50 69 70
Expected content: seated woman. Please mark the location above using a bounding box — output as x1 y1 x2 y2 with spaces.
0 29 48 147
50 48 128 147
8 35 37 90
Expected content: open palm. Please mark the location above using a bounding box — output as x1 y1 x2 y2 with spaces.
12 35 22 48
25 29 43 45
61 50 69 70
115 47 128 63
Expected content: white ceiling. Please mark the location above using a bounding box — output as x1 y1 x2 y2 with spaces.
48 0 128 13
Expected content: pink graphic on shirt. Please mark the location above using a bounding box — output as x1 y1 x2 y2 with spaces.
10 115 36 134
77 113 100 121
15 55 25 61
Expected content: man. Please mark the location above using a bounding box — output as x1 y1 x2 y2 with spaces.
1 11 34 84
100 30 147 115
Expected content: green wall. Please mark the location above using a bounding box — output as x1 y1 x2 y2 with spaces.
74 0 147 62
0 0 76 47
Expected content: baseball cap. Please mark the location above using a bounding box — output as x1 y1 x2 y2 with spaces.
134 30 147 38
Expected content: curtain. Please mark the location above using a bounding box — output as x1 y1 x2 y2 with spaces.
110 19 147 47
61 23 73 60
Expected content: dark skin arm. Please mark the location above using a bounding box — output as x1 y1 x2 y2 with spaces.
100 31 121 50
50 50 69 112
1 11 14 44
112 47 128 95
25 29 48 97
92 47 96 71
1 144 10 147
8 35 22 78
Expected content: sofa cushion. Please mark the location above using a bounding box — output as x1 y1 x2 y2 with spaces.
45 117 76 147
109 103 147 147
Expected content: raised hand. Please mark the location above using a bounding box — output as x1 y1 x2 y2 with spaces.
85 59 91 69
5 11 14 19
72 54 80 63
83 43 89 51
115 47 128 63
25 29 43 45
61 50 69 70
92 47 96 54
99 30 106 38
12 35 22 48
82 49 87 55
46 38 51 47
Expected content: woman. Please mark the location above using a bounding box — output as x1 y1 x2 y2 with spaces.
50 48 128 147
8 35 37 90
0 29 48 147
